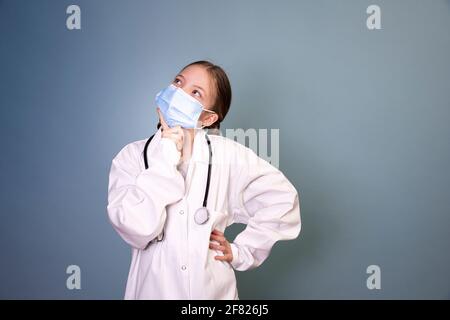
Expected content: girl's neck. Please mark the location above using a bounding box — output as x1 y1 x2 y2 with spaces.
181 128 196 161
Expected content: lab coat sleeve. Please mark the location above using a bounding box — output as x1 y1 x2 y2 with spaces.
229 146 301 271
107 138 185 249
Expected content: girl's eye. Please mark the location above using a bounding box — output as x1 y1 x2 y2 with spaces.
193 90 201 98
173 79 181 85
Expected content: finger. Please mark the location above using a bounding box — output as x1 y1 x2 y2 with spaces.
157 108 169 130
164 131 184 144
174 126 185 141
211 229 224 236
165 127 184 139
176 140 183 152
164 126 181 135
210 234 225 242
164 130 182 139
176 129 184 141
161 133 181 146
165 126 178 134
209 243 226 251
214 254 232 262
210 234 226 244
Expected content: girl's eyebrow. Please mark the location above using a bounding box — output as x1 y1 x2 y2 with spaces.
193 84 205 95
176 74 206 96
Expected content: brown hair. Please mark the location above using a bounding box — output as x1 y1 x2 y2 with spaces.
157 60 232 130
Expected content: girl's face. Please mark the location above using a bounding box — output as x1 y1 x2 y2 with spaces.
172 64 218 127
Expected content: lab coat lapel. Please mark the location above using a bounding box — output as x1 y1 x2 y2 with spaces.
185 129 210 206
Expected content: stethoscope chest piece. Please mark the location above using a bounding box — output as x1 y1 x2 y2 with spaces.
194 207 209 225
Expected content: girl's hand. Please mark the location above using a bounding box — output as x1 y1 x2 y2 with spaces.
209 229 233 262
157 107 184 153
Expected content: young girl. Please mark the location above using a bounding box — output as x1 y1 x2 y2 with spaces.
107 60 301 299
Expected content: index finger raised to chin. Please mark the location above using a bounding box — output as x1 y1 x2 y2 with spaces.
157 107 169 130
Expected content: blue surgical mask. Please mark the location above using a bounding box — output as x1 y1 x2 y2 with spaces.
155 83 215 129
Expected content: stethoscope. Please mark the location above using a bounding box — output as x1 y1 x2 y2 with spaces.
143 130 213 242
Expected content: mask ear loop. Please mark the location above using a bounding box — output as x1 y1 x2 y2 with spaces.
197 108 217 129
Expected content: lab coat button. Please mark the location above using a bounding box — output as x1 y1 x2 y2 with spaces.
179 210 184 215
181 265 187 270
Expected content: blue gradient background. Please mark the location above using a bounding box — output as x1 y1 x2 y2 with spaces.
1 0 449 299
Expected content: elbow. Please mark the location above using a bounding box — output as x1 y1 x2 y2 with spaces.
285 190 301 240
106 204 165 249
292 191 302 239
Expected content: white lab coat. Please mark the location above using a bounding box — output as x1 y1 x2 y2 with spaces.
106 127 301 299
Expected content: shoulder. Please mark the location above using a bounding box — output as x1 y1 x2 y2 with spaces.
208 133 261 167
111 138 149 169
208 133 247 153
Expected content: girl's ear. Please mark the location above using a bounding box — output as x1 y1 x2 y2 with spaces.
204 113 219 127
